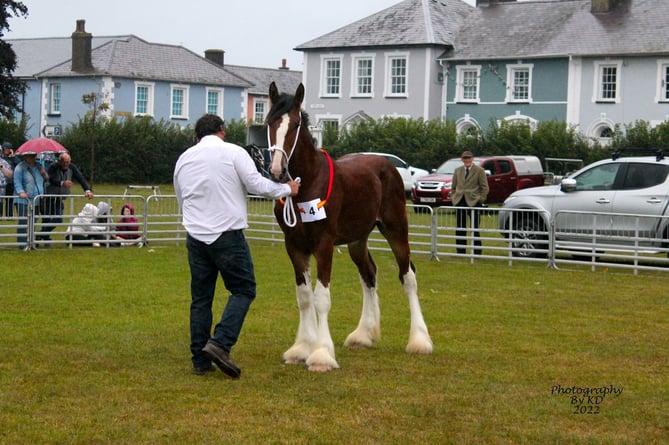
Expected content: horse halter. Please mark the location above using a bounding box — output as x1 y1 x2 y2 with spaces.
268 115 303 227
267 115 301 183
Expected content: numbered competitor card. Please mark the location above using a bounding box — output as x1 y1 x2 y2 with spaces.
297 198 327 223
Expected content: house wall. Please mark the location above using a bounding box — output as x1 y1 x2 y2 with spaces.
27 75 247 139
301 46 444 127
444 58 569 131
576 55 669 138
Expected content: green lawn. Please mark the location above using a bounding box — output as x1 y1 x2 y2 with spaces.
0 242 667 444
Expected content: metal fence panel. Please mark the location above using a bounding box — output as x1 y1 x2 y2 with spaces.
2 194 668 273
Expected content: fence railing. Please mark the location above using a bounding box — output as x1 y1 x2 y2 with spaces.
1 194 668 273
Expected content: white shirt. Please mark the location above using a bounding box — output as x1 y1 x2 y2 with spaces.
174 135 291 244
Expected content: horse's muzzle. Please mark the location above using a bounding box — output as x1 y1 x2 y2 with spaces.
270 167 289 183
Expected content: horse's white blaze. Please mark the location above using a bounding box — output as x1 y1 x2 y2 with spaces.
269 114 290 179
283 271 316 364
344 275 381 348
403 269 433 354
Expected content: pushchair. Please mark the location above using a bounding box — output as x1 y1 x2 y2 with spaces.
65 201 112 247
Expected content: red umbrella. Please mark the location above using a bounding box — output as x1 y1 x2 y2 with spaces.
15 138 68 156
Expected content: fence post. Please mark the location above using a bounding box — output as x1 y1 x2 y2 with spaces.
547 212 558 269
430 208 439 261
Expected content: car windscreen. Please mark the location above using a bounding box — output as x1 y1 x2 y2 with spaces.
436 159 462 174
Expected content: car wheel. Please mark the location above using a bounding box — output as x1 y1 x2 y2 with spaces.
510 213 548 258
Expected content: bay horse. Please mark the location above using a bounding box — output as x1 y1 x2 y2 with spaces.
267 82 433 372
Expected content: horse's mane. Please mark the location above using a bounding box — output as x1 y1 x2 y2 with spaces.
266 92 310 127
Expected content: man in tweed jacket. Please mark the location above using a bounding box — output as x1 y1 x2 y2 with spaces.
450 151 489 254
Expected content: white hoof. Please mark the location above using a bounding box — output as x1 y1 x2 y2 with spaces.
406 333 433 355
343 327 378 349
283 342 312 365
306 347 339 372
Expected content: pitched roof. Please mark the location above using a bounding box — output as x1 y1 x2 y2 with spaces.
295 0 474 51
446 0 669 60
224 64 302 96
30 36 252 87
7 36 120 77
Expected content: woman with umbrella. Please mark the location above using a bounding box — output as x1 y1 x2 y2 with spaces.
13 139 56 250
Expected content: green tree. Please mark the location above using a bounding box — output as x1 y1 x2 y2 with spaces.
0 1 28 120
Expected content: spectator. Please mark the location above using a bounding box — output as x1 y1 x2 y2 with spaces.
450 150 489 255
13 153 47 250
174 114 299 377
65 201 112 247
40 152 94 244
1 142 17 217
0 153 14 217
113 203 143 247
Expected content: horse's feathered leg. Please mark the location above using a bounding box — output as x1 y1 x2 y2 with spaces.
283 254 317 365
305 244 339 372
401 267 433 354
378 215 433 355
344 240 381 349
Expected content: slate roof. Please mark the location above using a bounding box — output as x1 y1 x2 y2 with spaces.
31 36 252 87
7 36 120 77
224 64 302 96
295 0 474 51
446 0 669 60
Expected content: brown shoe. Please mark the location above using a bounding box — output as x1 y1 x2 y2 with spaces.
202 343 241 379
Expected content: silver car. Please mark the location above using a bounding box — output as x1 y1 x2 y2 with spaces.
499 155 669 257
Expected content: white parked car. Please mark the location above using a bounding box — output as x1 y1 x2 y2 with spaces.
359 152 429 196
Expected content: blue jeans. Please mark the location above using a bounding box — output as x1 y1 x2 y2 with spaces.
15 203 29 247
187 231 256 367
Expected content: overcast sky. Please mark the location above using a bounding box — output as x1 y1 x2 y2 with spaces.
6 0 476 70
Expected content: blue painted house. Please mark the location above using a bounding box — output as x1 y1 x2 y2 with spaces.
295 0 669 143
441 0 669 144
9 20 252 139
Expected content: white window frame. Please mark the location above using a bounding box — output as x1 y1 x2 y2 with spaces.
351 54 375 98
384 52 409 98
593 60 622 103
134 81 155 116
170 84 189 119
455 65 481 103
49 83 61 115
253 98 268 124
320 55 343 98
205 87 223 117
656 60 669 103
506 63 533 103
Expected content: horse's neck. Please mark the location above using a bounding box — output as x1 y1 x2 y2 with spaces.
290 138 324 186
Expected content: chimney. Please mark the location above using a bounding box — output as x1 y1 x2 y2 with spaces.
591 0 618 13
71 19 93 73
279 58 289 70
205 49 225 66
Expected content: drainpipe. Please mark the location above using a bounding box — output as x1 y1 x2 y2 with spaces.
438 60 449 120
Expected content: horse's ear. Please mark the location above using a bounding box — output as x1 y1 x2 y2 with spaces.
269 82 279 104
294 83 305 108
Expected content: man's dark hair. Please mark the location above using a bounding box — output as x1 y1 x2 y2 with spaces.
195 114 224 140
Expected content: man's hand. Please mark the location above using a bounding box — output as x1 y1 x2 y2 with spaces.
287 180 300 196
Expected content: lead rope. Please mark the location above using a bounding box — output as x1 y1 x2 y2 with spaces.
267 123 302 227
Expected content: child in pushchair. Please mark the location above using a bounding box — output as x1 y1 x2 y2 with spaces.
65 201 112 247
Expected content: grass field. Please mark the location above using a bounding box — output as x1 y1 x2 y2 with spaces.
1 239 667 444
